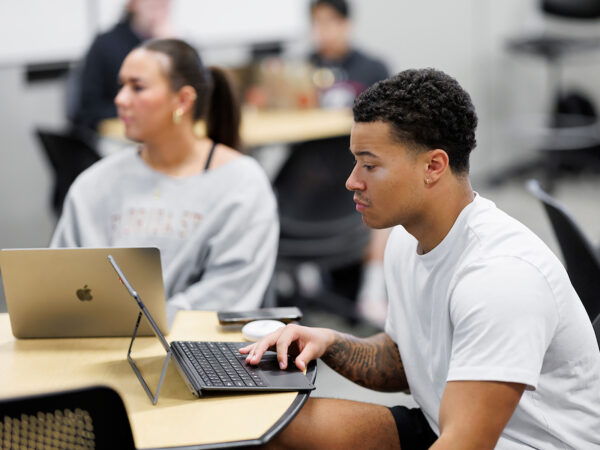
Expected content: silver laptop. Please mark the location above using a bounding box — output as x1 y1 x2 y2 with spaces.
0 247 168 338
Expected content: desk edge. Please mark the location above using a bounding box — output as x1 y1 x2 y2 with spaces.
145 360 318 450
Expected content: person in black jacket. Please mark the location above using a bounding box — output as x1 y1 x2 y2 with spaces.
71 0 173 130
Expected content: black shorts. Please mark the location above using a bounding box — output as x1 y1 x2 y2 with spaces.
388 406 438 450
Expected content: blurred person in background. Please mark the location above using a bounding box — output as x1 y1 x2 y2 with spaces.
70 0 174 131
52 39 279 325
309 0 389 109
310 0 391 327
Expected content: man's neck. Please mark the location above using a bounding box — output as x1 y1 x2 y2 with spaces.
319 44 351 63
130 18 152 40
412 177 475 255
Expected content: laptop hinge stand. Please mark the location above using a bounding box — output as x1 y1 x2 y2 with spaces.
127 311 172 405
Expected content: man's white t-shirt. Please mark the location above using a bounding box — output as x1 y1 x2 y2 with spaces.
384 194 600 449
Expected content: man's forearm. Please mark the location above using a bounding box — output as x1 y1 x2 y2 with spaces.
321 332 408 391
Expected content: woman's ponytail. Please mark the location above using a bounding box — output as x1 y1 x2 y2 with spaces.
205 66 242 151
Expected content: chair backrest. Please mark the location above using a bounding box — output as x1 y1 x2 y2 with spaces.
0 385 135 449
526 179 600 322
36 127 101 216
273 136 370 270
542 0 600 19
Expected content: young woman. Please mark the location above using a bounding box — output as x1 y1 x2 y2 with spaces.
52 39 279 324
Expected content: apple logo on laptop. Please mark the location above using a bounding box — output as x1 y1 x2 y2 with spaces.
76 285 93 301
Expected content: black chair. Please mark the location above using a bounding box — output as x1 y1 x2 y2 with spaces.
526 179 600 323
36 126 101 217
0 385 136 449
489 0 600 191
273 136 371 323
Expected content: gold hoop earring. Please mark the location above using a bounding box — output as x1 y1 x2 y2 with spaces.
172 108 184 124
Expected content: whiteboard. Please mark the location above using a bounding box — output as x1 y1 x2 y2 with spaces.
0 0 310 66
0 0 91 65
173 0 310 48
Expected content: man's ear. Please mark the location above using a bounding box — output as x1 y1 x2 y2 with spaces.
424 149 449 185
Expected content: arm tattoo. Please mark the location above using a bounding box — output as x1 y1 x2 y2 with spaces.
321 332 408 391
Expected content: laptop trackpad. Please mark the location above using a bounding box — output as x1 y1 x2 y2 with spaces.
255 359 315 390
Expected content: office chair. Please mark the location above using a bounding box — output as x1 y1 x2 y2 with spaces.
489 0 600 191
36 126 101 217
273 136 371 323
0 385 136 449
526 179 600 323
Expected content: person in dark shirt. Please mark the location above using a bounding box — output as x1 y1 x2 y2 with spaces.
71 0 173 130
309 0 389 108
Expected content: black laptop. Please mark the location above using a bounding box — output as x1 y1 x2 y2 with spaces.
108 255 314 404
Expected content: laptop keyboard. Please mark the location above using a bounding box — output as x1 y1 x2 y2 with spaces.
176 341 267 388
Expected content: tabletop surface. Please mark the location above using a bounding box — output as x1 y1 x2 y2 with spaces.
99 107 354 148
0 311 307 448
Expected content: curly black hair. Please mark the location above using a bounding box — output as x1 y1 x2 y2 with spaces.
353 68 478 174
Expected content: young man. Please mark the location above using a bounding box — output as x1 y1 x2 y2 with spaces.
241 69 600 449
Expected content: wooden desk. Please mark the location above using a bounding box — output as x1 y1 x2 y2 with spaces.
0 311 315 449
98 108 354 148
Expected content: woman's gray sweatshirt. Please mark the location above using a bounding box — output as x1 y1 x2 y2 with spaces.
51 148 279 324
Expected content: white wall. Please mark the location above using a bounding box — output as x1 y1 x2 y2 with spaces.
0 0 91 66
350 0 560 179
0 70 61 249
0 0 311 66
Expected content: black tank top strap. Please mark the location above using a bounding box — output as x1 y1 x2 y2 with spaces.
204 141 217 171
